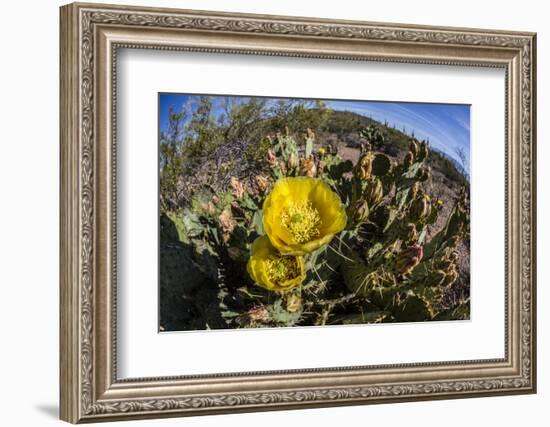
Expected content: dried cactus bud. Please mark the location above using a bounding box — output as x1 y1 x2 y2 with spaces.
409 140 419 158
395 244 423 275
372 153 392 176
403 151 414 168
354 153 373 180
426 269 447 287
266 149 278 167
438 258 454 270
247 305 270 323
230 176 245 199
299 158 317 177
418 141 429 161
410 194 431 222
350 199 370 223
219 207 236 238
410 182 420 200
288 151 299 169
449 250 459 263
401 223 418 243
442 265 459 287
448 235 461 248
317 159 325 175
278 160 287 175
363 177 384 206
285 294 302 313
255 175 271 193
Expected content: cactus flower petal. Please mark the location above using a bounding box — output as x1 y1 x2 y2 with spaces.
247 235 305 292
262 177 347 255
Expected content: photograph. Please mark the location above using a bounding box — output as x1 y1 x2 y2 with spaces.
159 94 471 331
57 3 536 422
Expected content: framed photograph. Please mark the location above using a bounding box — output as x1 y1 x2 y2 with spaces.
60 2 537 423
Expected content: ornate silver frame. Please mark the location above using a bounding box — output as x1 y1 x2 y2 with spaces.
60 2 537 423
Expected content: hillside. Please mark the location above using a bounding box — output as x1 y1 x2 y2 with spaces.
322 110 469 188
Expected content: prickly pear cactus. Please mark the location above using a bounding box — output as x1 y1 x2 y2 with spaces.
167 126 470 329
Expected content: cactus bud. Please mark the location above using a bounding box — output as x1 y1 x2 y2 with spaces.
230 176 245 199
219 207 236 238
354 153 373 180
404 151 414 168
418 141 429 161
363 178 384 206
409 182 420 200
350 199 370 224
395 244 423 275
255 175 271 193
449 250 459 263
372 153 392 176
247 305 270 323
266 149 278 167
299 158 317 177
286 294 302 313
410 194 431 222
288 151 299 169
409 140 419 158
401 223 418 243
442 265 459 287
448 235 461 248
317 159 325 175
438 258 454 270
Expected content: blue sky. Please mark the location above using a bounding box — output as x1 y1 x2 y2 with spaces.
159 93 470 172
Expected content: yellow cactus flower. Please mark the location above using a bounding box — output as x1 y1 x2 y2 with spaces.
247 236 305 292
318 147 326 156
262 177 347 254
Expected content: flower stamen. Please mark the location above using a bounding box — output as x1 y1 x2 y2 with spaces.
265 256 301 285
280 201 322 243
